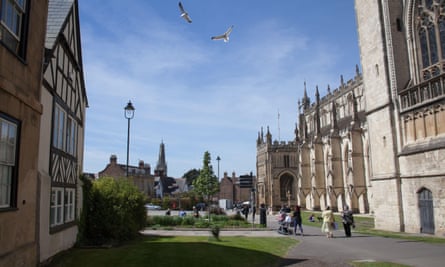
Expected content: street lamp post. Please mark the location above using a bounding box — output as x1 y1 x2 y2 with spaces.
216 156 221 180
124 100 135 177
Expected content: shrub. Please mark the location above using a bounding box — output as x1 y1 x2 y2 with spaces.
77 177 146 246
209 206 226 215
210 225 220 240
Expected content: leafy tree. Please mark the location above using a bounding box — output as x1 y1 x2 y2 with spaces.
77 176 146 245
183 168 200 186
192 151 219 205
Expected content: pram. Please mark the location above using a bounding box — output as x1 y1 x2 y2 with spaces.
277 212 292 235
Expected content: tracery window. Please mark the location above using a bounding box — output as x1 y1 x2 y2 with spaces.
417 0 445 81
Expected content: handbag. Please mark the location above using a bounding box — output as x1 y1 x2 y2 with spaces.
331 222 338 230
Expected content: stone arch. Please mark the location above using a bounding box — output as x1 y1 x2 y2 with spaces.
279 172 296 207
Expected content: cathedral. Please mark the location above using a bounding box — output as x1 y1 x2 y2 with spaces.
257 0 445 236
257 69 368 214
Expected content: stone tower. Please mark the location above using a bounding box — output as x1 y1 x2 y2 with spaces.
355 0 445 235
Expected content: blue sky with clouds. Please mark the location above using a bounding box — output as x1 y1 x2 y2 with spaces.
79 0 360 178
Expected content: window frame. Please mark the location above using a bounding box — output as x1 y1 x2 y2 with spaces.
53 104 77 156
50 187 64 226
0 0 28 57
0 113 20 210
64 188 75 222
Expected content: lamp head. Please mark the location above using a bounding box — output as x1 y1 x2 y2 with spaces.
124 100 135 119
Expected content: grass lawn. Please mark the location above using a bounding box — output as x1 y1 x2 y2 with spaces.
46 236 298 267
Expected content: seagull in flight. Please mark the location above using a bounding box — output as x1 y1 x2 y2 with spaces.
211 25 234 42
178 2 192 23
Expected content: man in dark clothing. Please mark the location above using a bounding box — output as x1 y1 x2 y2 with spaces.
341 205 355 237
293 205 303 236
259 203 267 226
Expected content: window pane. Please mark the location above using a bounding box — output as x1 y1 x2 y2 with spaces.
0 165 12 207
16 0 26 10
428 25 438 64
0 117 17 208
420 29 430 67
50 188 65 226
439 18 445 59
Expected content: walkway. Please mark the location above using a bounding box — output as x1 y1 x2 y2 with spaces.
142 211 445 266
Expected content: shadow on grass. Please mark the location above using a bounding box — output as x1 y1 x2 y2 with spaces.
46 236 302 267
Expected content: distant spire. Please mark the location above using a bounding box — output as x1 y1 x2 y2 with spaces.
294 123 299 142
315 86 321 137
340 75 344 87
315 85 320 103
261 126 264 142
155 141 167 177
257 131 261 145
331 101 338 132
355 64 360 77
266 126 272 145
327 84 331 94
302 81 310 110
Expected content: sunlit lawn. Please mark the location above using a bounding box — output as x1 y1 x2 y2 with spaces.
46 236 298 267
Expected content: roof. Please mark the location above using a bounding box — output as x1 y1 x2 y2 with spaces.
45 0 74 49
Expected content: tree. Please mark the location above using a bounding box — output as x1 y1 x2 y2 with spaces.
77 176 146 245
192 151 219 205
183 168 200 186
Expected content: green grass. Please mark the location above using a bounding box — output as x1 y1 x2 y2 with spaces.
46 236 298 267
358 229 445 244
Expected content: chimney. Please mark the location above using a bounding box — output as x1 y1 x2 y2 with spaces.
110 154 117 164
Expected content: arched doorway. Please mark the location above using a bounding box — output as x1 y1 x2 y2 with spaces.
418 188 435 234
280 174 294 207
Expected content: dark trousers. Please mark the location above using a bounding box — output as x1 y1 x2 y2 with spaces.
343 222 352 237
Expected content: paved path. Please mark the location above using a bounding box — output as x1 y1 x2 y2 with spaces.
143 211 445 266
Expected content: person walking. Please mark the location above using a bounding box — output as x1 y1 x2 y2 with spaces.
321 206 335 238
341 205 355 237
259 203 267 227
293 205 303 236
242 205 249 220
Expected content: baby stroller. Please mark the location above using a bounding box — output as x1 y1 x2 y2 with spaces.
277 212 292 235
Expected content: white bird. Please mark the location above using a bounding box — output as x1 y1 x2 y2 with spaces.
178 2 192 23
211 25 234 42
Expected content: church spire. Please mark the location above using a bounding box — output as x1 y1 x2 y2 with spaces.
302 81 310 110
315 86 321 137
155 141 167 177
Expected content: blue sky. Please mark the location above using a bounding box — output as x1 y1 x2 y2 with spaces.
79 0 360 178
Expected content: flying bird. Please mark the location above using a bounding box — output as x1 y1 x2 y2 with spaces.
211 25 234 42
178 2 192 23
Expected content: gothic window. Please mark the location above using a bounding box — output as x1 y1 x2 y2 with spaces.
284 155 290 168
417 0 445 80
0 0 28 57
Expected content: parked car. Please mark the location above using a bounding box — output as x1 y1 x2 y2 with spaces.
145 203 161 210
